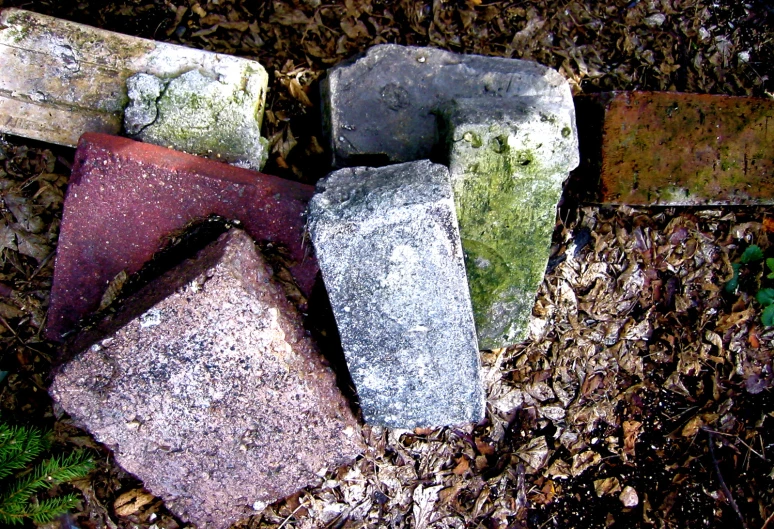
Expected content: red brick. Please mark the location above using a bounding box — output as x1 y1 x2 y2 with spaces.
47 133 316 341
575 92 774 205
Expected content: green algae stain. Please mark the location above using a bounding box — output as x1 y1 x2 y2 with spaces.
450 128 566 348
133 69 268 169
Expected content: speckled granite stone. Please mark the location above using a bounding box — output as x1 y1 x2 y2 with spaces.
308 161 484 428
50 229 363 529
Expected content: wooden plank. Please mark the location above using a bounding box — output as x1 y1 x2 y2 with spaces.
0 96 120 146
0 8 268 148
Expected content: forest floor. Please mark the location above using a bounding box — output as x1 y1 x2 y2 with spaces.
1 1 773 528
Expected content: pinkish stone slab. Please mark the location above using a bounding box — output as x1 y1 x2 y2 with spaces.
50 229 363 529
46 133 317 341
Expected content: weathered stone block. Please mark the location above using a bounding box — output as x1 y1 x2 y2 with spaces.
46 133 316 341
0 8 268 168
125 69 269 170
308 160 484 428
322 44 574 167
50 229 363 529
574 91 774 205
439 97 579 349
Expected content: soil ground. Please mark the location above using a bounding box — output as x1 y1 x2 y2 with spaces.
0 1 773 528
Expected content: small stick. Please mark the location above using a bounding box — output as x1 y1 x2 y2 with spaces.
706 429 748 529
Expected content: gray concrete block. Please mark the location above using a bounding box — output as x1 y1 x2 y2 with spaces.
439 97 579 349
50 229 363 529
322 44 575 167
308 161 484 428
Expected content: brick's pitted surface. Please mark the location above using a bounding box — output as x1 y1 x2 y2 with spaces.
440 97 579 349
308 161 484 428
323 44 575 167
46 133 316 341
587 92 774 205
50 229 363 529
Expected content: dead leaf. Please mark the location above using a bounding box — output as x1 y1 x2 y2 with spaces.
681 416 704 438
623 420 642 456
516 436 550 471
114 489 156 517
594 477 622 497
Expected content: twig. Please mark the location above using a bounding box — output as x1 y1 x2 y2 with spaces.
761 510 774 529
277 501 307 529
705 429 748 529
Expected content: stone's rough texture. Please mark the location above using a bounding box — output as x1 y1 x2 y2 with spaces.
440 97 579 349
322 44 575 167
50 229 363 529
46 133 316 342
123 73 165 135
0 8 268 166
125 70 269 170
308 161 484 428
576 91 774 205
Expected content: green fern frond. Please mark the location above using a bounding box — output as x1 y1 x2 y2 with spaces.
29 494 83 524
0 424 47 480
1 450 94 509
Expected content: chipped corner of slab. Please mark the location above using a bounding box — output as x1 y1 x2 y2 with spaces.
0 8 269 166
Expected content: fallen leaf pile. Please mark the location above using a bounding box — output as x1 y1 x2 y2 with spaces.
0 0 772 527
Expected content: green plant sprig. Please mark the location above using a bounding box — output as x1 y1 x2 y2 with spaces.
0 422 93 525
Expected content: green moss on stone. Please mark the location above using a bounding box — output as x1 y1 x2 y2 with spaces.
452 138 562 347
130 69 268 169
443 99 577 349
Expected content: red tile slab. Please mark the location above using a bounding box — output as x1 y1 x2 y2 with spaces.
574 92 774 205
47 133 316 341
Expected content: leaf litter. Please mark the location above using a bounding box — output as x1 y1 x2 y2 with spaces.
0 0 773 527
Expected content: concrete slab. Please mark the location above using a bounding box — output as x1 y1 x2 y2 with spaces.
50 229 363 529
46 133 316 342
322 44 574 167
0 8 268 168
308 160 484 428
439 97 578 349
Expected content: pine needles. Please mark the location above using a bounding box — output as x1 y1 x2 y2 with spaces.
0 421 93 525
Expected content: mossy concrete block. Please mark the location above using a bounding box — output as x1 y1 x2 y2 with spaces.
308 161 484 428
125 69 269 170
440 97 579 349
322 44 574 167
0 8 268 164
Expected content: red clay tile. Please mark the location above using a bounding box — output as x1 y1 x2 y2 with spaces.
575 92 774 205
47 133 316 341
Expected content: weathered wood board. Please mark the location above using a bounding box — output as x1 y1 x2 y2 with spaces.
0 8 268 149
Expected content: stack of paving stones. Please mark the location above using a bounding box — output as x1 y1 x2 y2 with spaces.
320 44 579 350
51 229 363 529
28 24 581 524
46 133 318 342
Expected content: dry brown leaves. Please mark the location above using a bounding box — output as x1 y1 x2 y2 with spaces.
1 0 773 527
0 141 67 389
230 206 773 528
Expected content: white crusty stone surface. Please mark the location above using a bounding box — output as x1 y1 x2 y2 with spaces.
308 161 484 428
322 43 575 167
125 69 269 170
50 229 363 529
0 8 268 166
